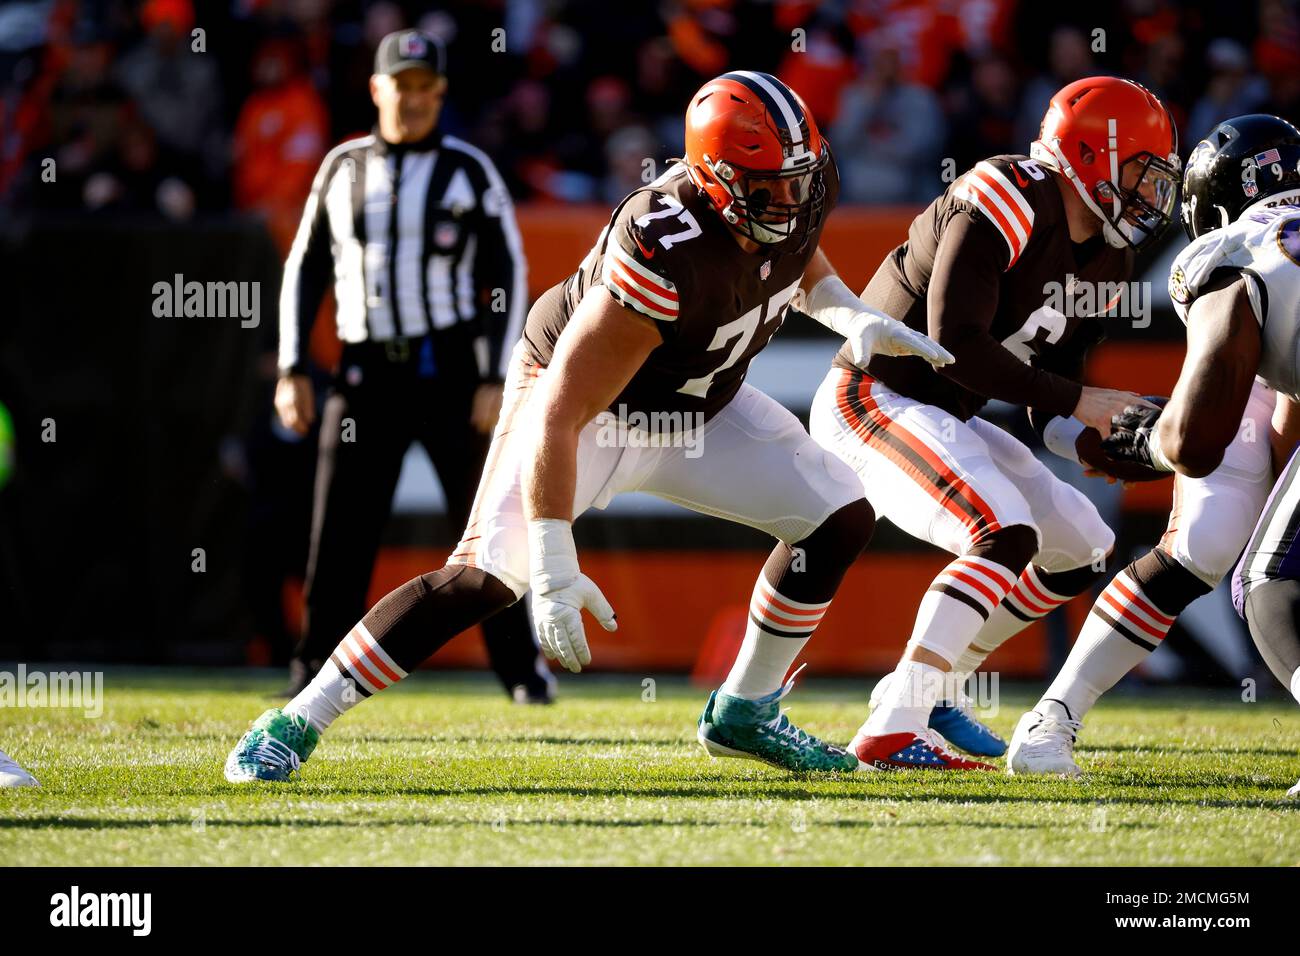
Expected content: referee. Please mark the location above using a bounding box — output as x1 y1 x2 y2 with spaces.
275 29 552 702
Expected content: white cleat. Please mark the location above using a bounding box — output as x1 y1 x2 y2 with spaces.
0 748 39 788
1007 710 1083 777
1287 778 1299 799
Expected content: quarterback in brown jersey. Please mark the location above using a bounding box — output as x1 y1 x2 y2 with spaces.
807 77 1182 770
224 70 953 782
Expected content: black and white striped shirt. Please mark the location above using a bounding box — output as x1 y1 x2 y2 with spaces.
279 128 526 381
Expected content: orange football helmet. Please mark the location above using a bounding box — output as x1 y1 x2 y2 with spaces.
1030 76 1180 251
684 71 830 246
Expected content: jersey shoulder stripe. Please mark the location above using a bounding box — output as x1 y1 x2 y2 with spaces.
955 161 1035 267
602 242 679 321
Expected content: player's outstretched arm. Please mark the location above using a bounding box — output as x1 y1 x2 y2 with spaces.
1104 273 1261 478
795 248 954 368
520 289 662 672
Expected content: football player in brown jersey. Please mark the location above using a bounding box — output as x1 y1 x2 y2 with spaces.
224 71 953 782
807 77 1181 770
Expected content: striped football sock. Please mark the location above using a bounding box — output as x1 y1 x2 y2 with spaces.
953 564 1089 675
286 623 409 733
866 555 1018 735
1039 568 1176 719
720 577 829 700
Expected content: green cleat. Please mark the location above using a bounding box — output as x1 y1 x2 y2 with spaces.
224 708 319 783
697 671 858 773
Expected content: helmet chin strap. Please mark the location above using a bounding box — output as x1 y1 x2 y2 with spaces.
1032 138 1129 249
704 153 793 245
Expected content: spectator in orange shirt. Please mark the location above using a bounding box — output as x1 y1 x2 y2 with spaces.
233 37 328 253
776 15 857 126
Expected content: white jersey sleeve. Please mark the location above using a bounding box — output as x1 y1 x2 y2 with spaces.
1168 202 1300 398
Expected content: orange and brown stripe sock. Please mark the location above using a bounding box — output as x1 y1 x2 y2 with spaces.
1039 549 1207 720
720 499 873 699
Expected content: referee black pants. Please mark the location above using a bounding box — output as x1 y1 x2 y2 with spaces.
294 335 547 694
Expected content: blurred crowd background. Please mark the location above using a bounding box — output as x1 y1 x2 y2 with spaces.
5 0 1300 232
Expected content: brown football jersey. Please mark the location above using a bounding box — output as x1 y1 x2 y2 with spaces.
524 160 838 421
833 154 1133 421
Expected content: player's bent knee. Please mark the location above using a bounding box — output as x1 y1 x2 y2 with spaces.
1241 579 1300 687
421 564 520 617
1168 528 1250 589
796 497 876 569
1136 547 1212 617
969 523 1039 575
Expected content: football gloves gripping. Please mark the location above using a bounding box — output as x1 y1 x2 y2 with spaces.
1100 402 1175 475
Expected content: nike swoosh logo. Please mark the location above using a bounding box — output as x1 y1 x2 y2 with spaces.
634 236 656 259
1011 166 1029 188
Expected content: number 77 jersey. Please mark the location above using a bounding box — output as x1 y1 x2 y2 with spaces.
522 159 839 421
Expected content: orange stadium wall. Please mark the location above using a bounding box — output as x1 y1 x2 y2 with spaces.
276 548 1073 680
318 208 1182 680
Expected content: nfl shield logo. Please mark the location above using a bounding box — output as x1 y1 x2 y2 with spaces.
399 34 427 58
760 260 771 281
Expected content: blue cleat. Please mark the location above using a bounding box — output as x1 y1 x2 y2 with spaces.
928 698 1007 757
870 672 1006 758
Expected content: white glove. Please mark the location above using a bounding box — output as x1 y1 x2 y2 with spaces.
797 275 954 369
841 311 955 368
528 518 617 673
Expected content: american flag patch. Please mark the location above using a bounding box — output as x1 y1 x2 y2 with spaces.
1255 148 1282 165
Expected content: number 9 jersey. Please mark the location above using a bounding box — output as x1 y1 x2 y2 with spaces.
522 159 839 421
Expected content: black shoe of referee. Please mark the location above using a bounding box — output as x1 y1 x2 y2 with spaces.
511 680 556 705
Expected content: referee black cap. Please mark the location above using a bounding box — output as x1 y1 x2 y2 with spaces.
374 29 445 78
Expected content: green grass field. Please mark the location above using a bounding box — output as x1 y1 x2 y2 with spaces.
1 669 1297 866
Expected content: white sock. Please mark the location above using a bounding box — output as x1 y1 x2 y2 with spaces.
1038 569 1175 719
953 564 1075 673
285 661 359 733
910 555 1018 664
872 668 967 707
863 660 947 735
1037 698 1075 723
720 578 827 698
285 624 409 733
863 555 1019 735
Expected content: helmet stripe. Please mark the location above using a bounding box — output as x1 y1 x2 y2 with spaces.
722 70 805 146
1107 118 1121 218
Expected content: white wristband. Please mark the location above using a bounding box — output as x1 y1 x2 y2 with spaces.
1043 416 1085 464
1146 425 1176 472
527 518 579 593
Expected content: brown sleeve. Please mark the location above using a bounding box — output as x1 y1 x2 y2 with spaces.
926 209 1082 417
